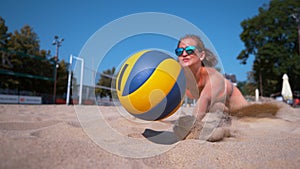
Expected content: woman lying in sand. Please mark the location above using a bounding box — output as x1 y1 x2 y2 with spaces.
173 34 249 141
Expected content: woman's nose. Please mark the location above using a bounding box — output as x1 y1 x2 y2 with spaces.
181 50 188 57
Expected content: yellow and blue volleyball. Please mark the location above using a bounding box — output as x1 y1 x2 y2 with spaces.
116 50 186 121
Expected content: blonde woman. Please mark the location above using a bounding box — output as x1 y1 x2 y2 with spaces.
173 34 248 141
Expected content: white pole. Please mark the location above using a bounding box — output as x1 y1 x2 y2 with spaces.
255 88 259 102
71 56 84 105
66 55 73 105
80 59 84 105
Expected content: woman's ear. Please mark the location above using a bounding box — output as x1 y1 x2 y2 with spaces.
199 51 205 61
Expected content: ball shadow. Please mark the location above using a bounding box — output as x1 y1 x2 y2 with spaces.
142 128 180 145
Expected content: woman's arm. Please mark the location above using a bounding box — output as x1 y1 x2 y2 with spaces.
193 86 211 121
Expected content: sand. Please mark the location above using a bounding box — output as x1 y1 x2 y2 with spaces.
0 101 300 169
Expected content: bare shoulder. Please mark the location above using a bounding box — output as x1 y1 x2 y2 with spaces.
206 67 224 80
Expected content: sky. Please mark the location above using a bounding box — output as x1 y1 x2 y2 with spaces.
1 0 271 82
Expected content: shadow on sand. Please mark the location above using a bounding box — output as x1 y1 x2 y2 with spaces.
142 128 180 145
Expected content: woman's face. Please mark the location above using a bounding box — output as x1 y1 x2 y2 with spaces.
177 38 203 68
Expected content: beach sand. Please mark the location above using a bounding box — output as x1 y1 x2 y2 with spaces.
1 101 300 169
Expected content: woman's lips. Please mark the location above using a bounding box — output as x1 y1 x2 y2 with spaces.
182 58 189 62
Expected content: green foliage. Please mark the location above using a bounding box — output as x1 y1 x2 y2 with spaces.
0 16 68 99
8 25 40 55
0 17 11 48
56 60 69 96
238 0 300 96
237 71 258 95
95 67 115 99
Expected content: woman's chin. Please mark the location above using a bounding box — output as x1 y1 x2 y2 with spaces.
181 62 191 67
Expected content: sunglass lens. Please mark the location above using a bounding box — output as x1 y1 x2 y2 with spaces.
185 46 196 55
175 48 184 56
186 49 194 55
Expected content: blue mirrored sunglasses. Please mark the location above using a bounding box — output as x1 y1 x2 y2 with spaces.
175 46 197 56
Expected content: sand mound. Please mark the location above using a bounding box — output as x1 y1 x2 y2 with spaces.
230 102 279 117
0 103 300 169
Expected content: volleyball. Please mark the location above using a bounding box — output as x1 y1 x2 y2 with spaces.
116 50 186 121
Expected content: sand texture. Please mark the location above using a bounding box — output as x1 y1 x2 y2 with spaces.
1 101 300 169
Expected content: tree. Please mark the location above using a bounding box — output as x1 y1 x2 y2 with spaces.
8 25 41 55
0 17 70 104
0 17 14 89
7 25 53 94
0 17 11 48
0 19 54 96
56 60 69 97
95 67 116 99
238 0 300 96
237 71 257 96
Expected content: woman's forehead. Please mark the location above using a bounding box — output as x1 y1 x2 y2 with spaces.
179 38 197 46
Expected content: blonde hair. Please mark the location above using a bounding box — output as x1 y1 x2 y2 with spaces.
177 34 218 67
